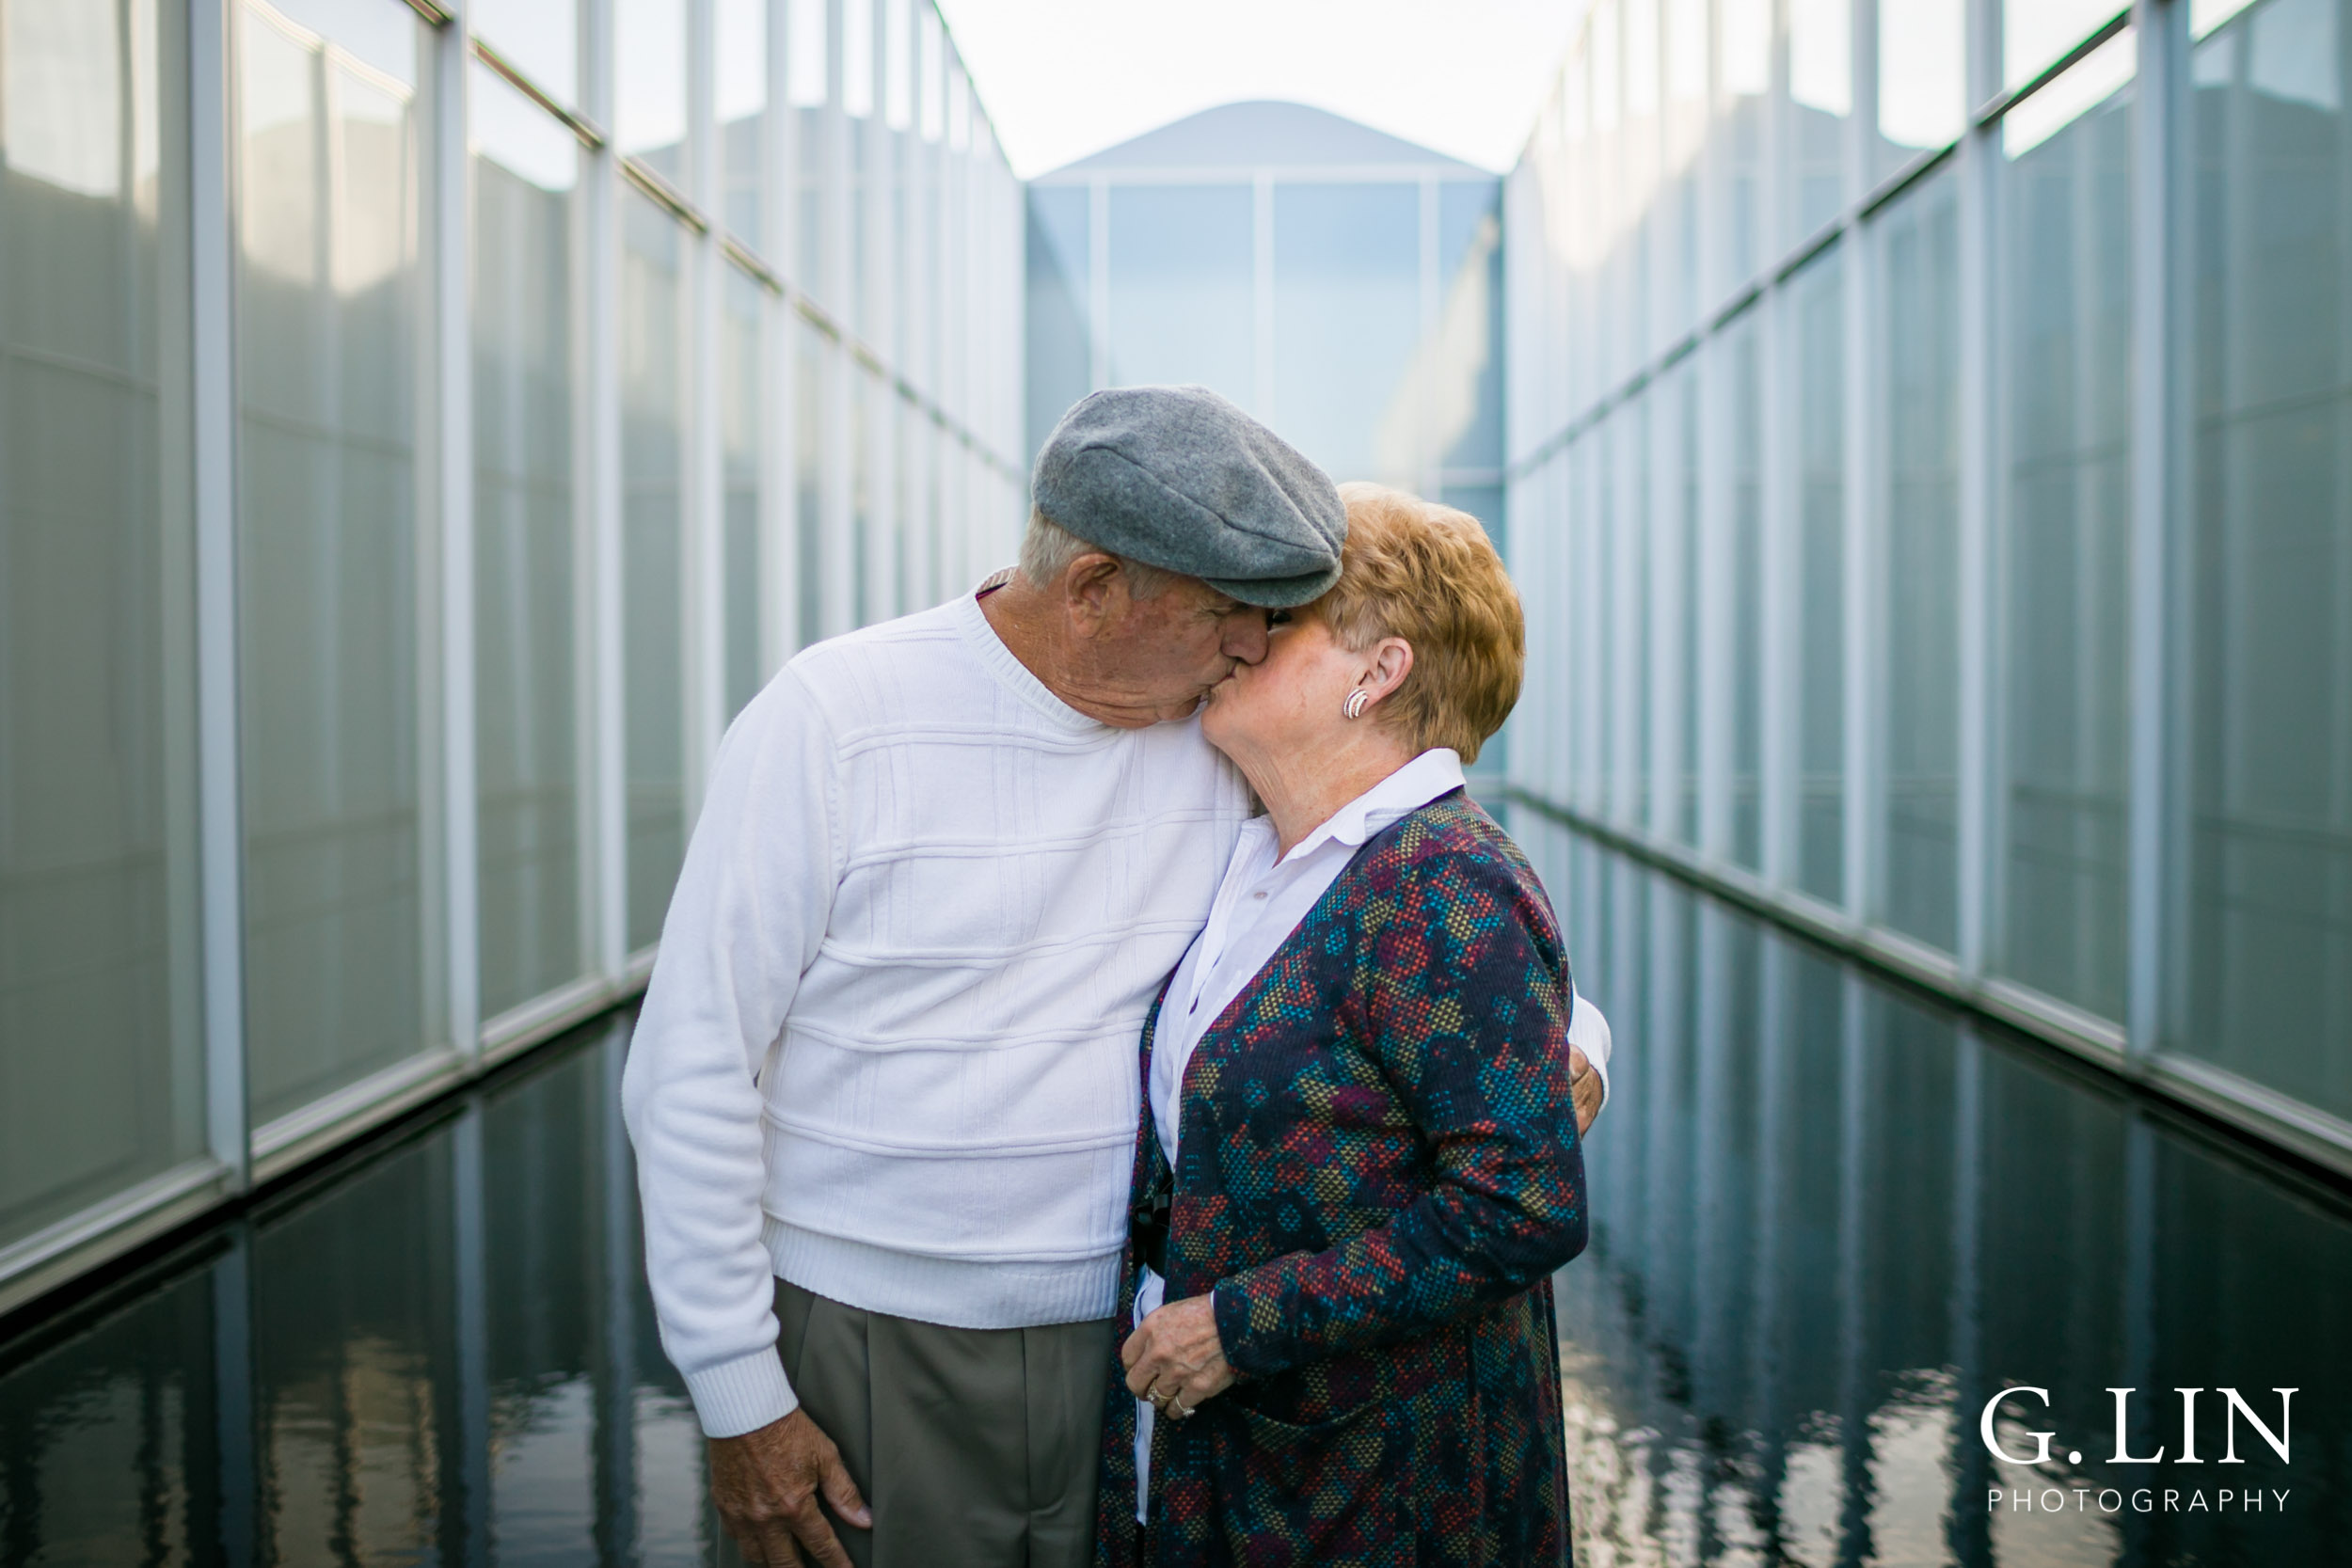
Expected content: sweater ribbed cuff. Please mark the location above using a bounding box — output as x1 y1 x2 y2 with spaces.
684 1347 800 1439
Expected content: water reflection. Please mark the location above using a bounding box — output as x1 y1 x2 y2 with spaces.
1512 809 2352 1567
0 1015 713 1566
6 829 2351 1564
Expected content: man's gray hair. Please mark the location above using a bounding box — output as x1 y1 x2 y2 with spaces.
1018 510 1178 599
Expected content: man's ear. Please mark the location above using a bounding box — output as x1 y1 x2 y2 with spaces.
1063 553 1125 638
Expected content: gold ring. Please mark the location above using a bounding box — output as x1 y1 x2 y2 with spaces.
1169 1394 1193 1419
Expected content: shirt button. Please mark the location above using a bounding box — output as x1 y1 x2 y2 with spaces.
1252 891 1267 899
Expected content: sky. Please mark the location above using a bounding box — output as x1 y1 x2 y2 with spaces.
933 0 1590 179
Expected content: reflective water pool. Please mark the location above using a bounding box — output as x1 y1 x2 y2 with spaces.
1514 811 2352 1568
1 825 2346 1565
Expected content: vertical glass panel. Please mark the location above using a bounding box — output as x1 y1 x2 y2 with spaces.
1791 247 1844 905
796 320 825 647
918 9 944 143
1662 0 1707 340
2006 0 2129 93
0 0 203 1246
723 267 764 721
2181 0 2352 1118
1616 397 1652 827
1880 0 1966 166
1025 184 1090 460
786 0 826 106
615 0 687 184
1436 181 1505 474
1788 0 1851 237
1719 0 1772 295
842 0 873 119
1273 182 1419 483
236 0 437 1125
1880 171 1962 952
1105 183 1253 404
1674 363 1701 847
622 190 687 954
717 0 768 246
471 64 583 1019
882 0 911 131
469 0 579 107
1998 49 2133 1022
1725 311 1765 870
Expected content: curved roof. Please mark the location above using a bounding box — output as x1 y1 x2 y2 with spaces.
1044 101 1486 178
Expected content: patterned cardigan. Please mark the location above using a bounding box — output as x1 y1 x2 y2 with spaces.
1093 791 1588 1568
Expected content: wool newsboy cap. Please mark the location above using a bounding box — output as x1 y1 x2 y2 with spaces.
1030 386 1346 608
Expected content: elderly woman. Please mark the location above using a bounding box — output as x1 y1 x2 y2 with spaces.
1095 483 1587 1565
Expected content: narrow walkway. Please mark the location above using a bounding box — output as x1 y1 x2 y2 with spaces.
1 827 2344 1564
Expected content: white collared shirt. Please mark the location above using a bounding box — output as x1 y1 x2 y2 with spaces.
1132 749 1611 1519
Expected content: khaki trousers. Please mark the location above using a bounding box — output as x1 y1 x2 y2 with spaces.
742 1277 1114 1568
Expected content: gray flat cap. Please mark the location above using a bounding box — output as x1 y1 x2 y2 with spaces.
1031 386 1345 608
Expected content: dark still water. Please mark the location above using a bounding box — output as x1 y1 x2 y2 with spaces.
2 826 2348 1565
1511 810 2352 1568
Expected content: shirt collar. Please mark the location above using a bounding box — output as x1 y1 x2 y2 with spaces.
1279 748 1465 865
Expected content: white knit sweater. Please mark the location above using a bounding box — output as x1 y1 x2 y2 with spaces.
621 591 1251 1437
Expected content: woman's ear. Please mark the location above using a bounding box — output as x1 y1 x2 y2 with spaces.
1361 638 1415 703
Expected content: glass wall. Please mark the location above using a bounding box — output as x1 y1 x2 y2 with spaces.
237 0 437 1126
472 64 585 1022
0 0 206 1248
2183 0 2352 1122
621 188 686 957
1504 0 2352 1171
1026 107 1506 540
1999 41 2135 1021
0 0 1026 1311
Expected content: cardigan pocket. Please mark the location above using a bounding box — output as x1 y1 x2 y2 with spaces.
1216 1383 1431 1562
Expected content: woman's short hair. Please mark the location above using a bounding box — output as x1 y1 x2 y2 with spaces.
1320 483 1524 765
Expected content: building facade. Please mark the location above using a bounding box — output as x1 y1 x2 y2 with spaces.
1502 0 2352 1172
0 0 1026 1312
1026 101 1508 533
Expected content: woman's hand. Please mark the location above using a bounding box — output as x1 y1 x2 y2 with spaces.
1122 1294 1235 1418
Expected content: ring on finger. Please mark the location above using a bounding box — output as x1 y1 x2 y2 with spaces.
1169 1394 1193 1419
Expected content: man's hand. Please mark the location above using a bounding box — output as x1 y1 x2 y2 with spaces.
707 1408 870 1566
1122 1293 1235 1418
1569 1046 1601 1138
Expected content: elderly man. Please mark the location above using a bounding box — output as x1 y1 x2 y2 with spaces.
623 387 1608 1568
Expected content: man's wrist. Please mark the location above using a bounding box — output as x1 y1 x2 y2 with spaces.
686 1347 800 1438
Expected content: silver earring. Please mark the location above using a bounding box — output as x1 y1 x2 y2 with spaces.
1343 689 1371 720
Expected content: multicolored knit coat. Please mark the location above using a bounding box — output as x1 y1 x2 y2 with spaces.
1094 791 1588 1568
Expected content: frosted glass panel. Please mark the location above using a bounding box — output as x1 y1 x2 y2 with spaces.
2180 0 2352 1118
723 267 765 721
1106 184 1253 405
1273 182 1419 483
1998 63 2132 1022
622 190 688 954
615 0 686 182
0 0 203 1247
236 0 436 1125
1724 314 1763 870
717 0 768 246
1880 0 1965 164
472 64 583 1019
1791 247 1844 905
1880 172 1961 953
1788 0 1850 237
